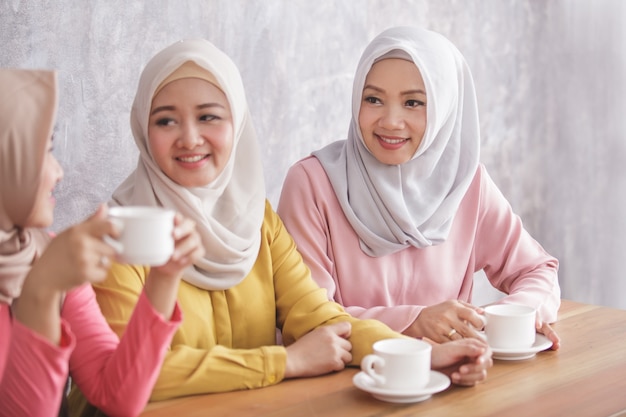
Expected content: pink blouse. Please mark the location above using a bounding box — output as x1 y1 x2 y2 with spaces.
0 284 181 417
277 157 560 332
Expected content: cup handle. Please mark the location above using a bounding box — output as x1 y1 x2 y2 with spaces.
361 354 385 386
103 218 124 254
103 235 123 254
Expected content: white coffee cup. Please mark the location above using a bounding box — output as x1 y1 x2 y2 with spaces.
361 338 431 391
107 206 175 266
483 304 536 349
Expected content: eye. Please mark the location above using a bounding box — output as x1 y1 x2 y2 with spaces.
406 99 426 108
364 96 381 105
199 114 220 122
155 117 175 126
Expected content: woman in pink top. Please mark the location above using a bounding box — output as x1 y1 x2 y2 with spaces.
277 27 561 348
0 69 204 416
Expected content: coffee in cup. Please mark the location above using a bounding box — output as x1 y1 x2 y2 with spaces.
361 338 431 391
106 206 175 266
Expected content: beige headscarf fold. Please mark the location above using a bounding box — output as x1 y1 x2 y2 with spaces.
0 69 56 304
314 26 480 256
112 39 265 290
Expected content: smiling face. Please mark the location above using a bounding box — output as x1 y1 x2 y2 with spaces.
148 77 234 188
24 136 63 228
358 58 427 165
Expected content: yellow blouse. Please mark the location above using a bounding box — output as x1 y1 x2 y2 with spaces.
77 201 401 401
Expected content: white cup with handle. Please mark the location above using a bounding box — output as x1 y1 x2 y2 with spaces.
360 338 431 391
106 206 175 266
483 304 536 350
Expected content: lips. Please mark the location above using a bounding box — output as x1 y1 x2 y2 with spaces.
375 134 409 150
377 135 408 144
176 154 209 163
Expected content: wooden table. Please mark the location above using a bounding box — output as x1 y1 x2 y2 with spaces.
140 300 626 417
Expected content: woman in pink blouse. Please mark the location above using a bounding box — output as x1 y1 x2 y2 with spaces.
0 69 203 416
277 26 561 348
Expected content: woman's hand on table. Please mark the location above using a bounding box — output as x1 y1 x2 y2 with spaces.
537 320 561 350
284 322 353 379
428 338 493 386
404 300 485 343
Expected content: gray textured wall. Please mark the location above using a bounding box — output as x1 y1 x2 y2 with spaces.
2 0 624 309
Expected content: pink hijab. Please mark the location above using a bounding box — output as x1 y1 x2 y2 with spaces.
0 69 56 304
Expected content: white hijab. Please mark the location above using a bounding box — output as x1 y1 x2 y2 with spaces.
314 26 480 256
112 39 265 290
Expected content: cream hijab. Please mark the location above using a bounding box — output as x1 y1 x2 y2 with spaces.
0 69 56 304
314 26 480 256
112 39 265 290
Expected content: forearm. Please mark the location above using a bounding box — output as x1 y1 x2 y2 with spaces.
150 345 287 401
143 270 180 320
502 269 561 322
0 320 73 417
12 276 63 344
344 303 423 334
68 289 181 416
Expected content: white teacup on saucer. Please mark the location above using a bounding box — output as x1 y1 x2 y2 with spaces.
361 338 431 391
483 304 536 350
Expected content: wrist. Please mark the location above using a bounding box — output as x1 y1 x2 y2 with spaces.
144 268 181 320
12 283 63 344
16 279 63 311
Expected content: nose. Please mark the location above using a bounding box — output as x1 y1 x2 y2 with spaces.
379 105 406 130
178 121 203 149
53 156 64 182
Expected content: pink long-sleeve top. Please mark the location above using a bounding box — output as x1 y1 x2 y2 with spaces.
277 157 560 332
0 284 181 417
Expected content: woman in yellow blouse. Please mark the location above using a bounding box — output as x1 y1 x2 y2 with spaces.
69 38 492 410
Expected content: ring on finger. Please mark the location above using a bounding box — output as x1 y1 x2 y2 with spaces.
99 255 110 268
447 328 458 339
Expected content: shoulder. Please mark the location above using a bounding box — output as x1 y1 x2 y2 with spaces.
283 156 333 194
285 155 326 179
461 164 489 201
473 163 509 202
262 199 282 232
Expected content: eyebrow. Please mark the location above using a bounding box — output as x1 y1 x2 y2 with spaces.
150 102 226 116
363 84 426 96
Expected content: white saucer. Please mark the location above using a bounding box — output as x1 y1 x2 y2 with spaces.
491 333 553 360
353 370 450 404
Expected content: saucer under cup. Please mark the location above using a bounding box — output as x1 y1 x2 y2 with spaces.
353 370 451 404
484 304 536 350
